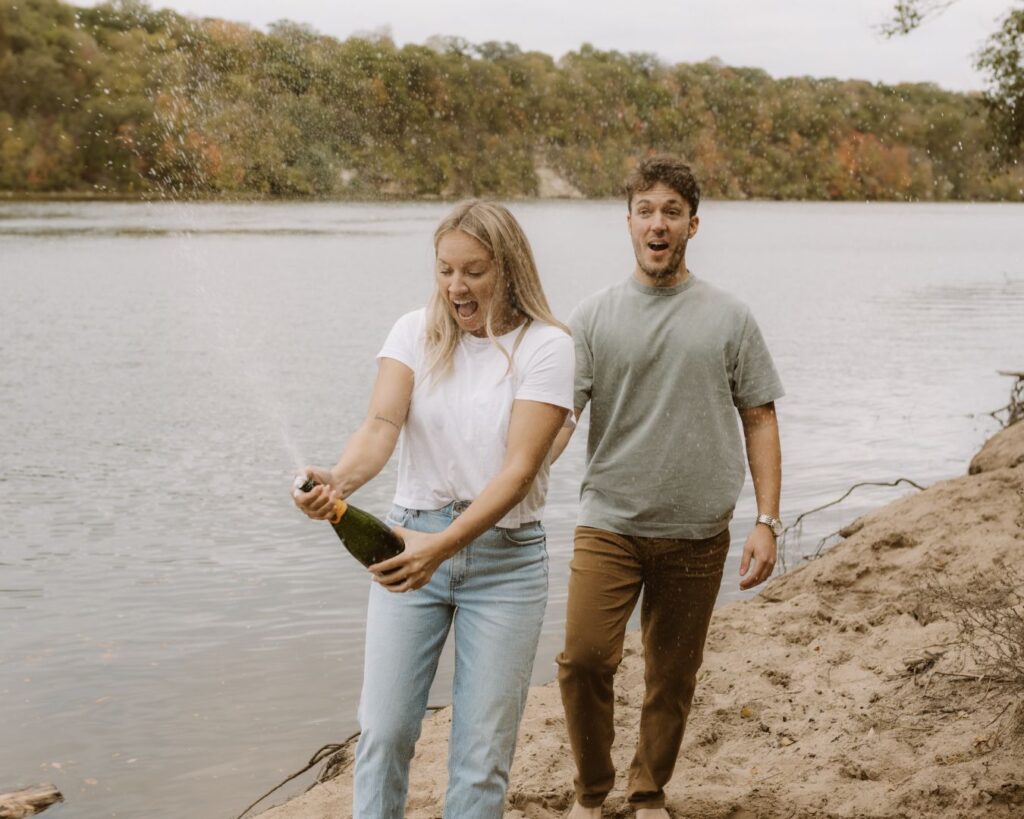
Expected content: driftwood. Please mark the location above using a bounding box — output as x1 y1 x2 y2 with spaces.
991 369 1024 427
775 477 926 571
0 785 64 818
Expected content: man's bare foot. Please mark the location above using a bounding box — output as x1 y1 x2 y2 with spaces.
565 802 602 818
635 809 670 819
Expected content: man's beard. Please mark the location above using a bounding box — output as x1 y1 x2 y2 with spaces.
638 237 687 279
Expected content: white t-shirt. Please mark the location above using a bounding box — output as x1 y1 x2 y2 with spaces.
377 308 574 528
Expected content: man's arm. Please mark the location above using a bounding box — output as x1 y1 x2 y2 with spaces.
554 303 591 465
737 401 781 590
550 407 583 463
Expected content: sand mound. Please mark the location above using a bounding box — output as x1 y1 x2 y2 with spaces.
259 422 1024 819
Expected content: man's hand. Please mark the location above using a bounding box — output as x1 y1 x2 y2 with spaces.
738 524 776 590
368 528 447 593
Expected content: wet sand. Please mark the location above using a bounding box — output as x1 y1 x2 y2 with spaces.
259 422 1024 818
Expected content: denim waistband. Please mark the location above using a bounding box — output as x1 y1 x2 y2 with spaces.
391 501 541 530
389 500 472 522
441 500 472 518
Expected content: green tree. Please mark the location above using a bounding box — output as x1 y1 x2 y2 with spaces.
883 0 1024 159
0 0 1020 199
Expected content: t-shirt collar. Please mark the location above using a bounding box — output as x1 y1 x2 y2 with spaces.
629 272 698 297
460 319 529 347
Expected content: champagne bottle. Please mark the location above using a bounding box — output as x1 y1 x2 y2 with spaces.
298 477 405 568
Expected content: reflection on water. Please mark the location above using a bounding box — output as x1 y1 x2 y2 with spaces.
1 200 1022 818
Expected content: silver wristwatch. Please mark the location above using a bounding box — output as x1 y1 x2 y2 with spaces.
756 513 783 538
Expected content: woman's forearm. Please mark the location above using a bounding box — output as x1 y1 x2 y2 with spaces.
429 462 537 558
429 401 568 558
329 418 401 498
323 357 413 498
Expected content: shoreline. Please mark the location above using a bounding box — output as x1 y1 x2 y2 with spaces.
254 420 1024 818
3 191 1024 206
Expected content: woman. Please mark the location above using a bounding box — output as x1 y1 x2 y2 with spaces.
293 200 573 818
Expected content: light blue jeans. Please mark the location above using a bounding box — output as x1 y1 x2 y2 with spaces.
353 501 548 819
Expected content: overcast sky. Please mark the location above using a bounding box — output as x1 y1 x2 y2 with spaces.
76 0 1013 92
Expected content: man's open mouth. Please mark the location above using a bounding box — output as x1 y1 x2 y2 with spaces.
648 241 669 252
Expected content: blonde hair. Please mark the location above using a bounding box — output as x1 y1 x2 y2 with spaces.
425 200 568 380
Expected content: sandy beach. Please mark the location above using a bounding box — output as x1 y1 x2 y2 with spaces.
257 421 1024 819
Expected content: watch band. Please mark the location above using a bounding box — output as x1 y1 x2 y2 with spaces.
756 513 783 537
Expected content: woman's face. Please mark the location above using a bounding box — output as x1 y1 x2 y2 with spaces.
435 229 513 337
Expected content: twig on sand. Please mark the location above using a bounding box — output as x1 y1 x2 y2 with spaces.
983 700 1015 729
931 671 1016 684
777 478 926 570
235 740 354 819
988 370 1024 428
235 704 447 819
902 650 945 677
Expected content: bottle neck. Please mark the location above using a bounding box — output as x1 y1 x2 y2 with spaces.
329 499 348 525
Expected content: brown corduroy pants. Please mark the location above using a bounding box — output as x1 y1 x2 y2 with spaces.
556 525 730 809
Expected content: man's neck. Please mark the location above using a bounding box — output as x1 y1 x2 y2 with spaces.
632 265 690 289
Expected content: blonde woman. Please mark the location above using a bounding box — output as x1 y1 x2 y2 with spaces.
293 200 573 818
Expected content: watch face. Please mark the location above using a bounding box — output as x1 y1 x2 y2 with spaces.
758 515 782 537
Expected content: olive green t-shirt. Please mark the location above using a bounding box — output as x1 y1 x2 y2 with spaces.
570 275 784 539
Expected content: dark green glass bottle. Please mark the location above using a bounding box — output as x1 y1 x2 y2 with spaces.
298 478 405 568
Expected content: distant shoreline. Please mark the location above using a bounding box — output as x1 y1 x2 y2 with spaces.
4 191 1024 205
7 0 1023 205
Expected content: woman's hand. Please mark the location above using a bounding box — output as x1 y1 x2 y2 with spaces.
369 528 448 593
291 467 342 520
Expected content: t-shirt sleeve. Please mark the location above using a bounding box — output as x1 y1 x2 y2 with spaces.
731 310 785 408
376 310 422 371
515 330 575 411
568 305 593 412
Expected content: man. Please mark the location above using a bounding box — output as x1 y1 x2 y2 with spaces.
553 156 784 818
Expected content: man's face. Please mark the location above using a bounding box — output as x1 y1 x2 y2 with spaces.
627 183 699 286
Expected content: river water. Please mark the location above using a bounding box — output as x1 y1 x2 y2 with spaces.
1 200 1022 818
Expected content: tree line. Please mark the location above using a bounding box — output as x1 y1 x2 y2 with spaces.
1 0 1022 200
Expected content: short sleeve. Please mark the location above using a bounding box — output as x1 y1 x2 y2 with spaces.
515 330 575 411
376 309 424 371
568 305 593 412
731 310 785 408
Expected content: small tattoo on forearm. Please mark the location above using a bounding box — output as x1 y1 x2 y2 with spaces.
374 414 401 431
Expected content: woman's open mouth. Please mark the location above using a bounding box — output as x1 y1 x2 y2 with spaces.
454 299 479 319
